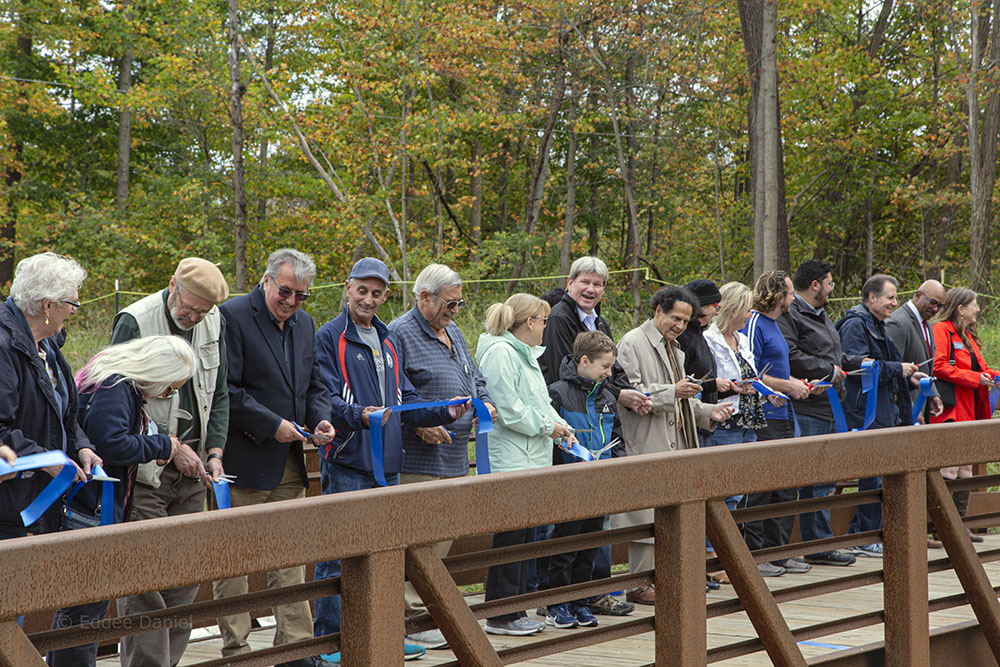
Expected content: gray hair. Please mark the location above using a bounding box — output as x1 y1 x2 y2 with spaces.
75 335 196 398
264 249 316 286
9 252 87 316
568 256 609 284
412 263 462 297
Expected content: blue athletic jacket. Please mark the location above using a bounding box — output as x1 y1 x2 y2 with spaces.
315 307 453 475
547 355 623 464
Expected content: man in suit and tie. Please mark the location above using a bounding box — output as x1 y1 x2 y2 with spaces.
885 279 946 423
213 248 336 667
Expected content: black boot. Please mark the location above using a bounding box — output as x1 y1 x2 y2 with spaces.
953 489 984 543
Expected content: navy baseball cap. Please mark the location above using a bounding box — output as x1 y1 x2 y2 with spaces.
349 257 391 286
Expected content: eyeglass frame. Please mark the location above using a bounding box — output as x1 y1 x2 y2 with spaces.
277 286 311 303
431 293 465 310
60 300 81 312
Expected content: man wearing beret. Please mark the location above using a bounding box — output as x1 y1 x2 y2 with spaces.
111 257 232 667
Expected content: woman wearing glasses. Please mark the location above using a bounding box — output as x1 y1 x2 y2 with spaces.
47 334 196 667
0 252 101 539
929 287 999 543
475 293 577 637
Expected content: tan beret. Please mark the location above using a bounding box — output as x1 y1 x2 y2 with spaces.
174 258 230 304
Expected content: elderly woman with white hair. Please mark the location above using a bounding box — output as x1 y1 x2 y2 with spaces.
0 252 101 540
47 334 196 667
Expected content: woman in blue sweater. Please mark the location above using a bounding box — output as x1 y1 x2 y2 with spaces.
47 335 196 667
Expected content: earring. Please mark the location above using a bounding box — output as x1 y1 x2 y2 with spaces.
45 315 49 326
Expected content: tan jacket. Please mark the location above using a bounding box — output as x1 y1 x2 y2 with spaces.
613 319 715 541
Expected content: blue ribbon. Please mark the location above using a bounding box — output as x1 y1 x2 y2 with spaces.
213 479 232 509
64 464 116 526
750 380 788 400
561 440 595 462
805 380 849 434
912 376 936 424
4 450 79 527
369 398 493 486
855 360 879 431
990 376 1000 415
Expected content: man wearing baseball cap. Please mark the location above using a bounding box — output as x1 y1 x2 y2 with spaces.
110 257 231 667
311 257 469 664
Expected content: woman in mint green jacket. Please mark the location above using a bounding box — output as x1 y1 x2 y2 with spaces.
475 293 576 637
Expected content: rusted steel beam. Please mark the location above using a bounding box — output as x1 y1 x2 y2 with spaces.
705 499 806 667
455 617 655 667
0 621 45 667
926 471 1000 661
731 489 882 523
807 619 997 666
341 549 404 667
444 525 652 574
655 502 707 666
29 578 341 653
469 572 652 621
405 546 502 667
881 472 929 667
4 420 1000 620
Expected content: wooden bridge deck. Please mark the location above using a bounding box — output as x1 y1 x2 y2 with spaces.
93 534 1000 666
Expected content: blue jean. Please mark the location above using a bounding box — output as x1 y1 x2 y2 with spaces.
313 462 399 638
47 600 111 667
704 419 754 550
795 414 838 550
848 475 883 538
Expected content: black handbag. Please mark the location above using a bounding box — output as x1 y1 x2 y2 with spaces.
59 503 102 531
936 331 960 409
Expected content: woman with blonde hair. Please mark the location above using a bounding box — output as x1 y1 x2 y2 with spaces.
475 293 577 637
47 335 197 667
929 287 998 543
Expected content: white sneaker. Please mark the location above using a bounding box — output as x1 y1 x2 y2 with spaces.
405 628 449 649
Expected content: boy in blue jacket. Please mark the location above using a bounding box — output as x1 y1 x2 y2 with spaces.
543 331 626 629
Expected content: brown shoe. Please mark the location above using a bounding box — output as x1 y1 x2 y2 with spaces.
927 537 943 549
708 570 730 585
626 585 656 605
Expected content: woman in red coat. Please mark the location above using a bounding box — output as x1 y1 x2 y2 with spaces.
930 287 999 541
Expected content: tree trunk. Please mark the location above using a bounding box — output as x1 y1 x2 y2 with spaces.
739 0 789 277
227 0 249 290
624 48 641 319
469 139 482 260
560 90 578 275
256 7 277 226
115 2 133 215
969 0 1000 292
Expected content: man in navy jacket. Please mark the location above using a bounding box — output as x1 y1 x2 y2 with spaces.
312 257 467 656
836 274 917 559
213 248 335 667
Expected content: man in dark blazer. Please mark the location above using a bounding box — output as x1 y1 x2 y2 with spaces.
213 248 335 667
885 279 946 423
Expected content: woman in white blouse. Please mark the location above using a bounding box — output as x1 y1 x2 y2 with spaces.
704 282 768 499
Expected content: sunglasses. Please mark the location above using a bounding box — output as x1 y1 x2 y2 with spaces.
432 294 465 310
277 286 310 303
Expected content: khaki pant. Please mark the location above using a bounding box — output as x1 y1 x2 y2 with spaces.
118 465 207 667
212 453 313 656
400 473 453 619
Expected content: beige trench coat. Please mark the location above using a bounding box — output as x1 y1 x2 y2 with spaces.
612 319 716 542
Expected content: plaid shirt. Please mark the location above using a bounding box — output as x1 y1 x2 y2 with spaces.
388 308 493 476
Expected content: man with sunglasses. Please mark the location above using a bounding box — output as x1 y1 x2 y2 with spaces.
214 249 336 667
387 263 497 650
312 257 469 664
886 280 946 424
110 257 232 667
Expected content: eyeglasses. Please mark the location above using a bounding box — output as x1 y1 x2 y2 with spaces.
277 286 311 303
530 316 548 323
174 292 212 317
432 294 465 310
61 300 81 312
